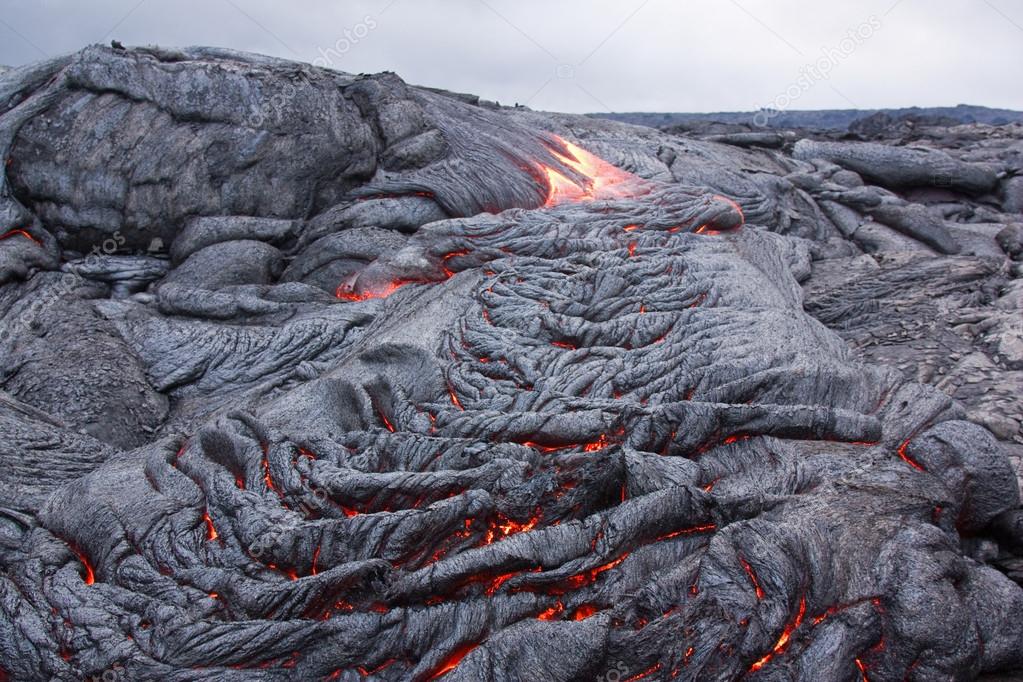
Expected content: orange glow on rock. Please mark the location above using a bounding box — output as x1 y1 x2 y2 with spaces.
749 596 807 672
483 571 520 597
520 441 573 454
623 663 662 682
540 136 642 207
482 511 542 544
441 249 471 277
356 659 397 676
583 434 612 452
0 229 42 246
335 279 413 302
448 384 464 410
70 546 95 585
565 553 628 589
537 601 565 620
897 438 926 472
378 408 396 433
656 524 717 542
713 194 745 226
261 456 281 496
203 511 219 541
739 557 765 600
425 642 478 681
572 604 599 620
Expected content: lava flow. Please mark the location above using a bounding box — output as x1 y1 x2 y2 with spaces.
334 136 643 303
540 136 643 207
335 279 412 302
749 596 807 672
0 228 42 246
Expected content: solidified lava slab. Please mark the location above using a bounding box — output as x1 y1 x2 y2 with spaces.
0 45 1021 682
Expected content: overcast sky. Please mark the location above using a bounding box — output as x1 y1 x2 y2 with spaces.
1 0 1021 114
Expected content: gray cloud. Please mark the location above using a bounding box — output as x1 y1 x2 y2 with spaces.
1 0 1021 113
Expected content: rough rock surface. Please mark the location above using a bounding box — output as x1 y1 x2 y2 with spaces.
0 46 1021 681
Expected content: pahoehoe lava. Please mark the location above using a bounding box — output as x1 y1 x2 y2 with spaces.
1 45 1022 681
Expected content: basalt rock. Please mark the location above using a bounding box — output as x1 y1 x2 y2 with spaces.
793 139 1000 195
0 45 1022 682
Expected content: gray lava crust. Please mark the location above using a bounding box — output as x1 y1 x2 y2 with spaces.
0 45 1022 682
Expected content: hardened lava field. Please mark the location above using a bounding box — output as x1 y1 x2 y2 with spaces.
1 46 1022 681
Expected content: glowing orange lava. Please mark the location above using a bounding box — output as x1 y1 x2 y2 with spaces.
572 604 599 620
564 553 628 589
537 601 565 620
739 557 765 600
541 136 642 207
448 384 464 410
656 524 717 542
583 434 612 452
897 438 926 472
854 658 870 682
425 642 478 680
623 663 662 681
335 279 413 302
356 660 397 676
483 512 542 544
749 596 807 672
70 546 95 585
261 456 281 497
0 229 42 246
203 511 219 541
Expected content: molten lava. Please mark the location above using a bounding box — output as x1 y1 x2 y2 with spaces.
335 279 409 301
540 136 642 207
0 228 42 246
203 511 219 541
448 384 464 410
739 557 765 600
571 604 599 620
854 657 870 682
537 601 565 621
749 596 807 672
70 546 95 585
897 438 926 472
564 553 629 589
623 663 662 681
425 642 479 681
